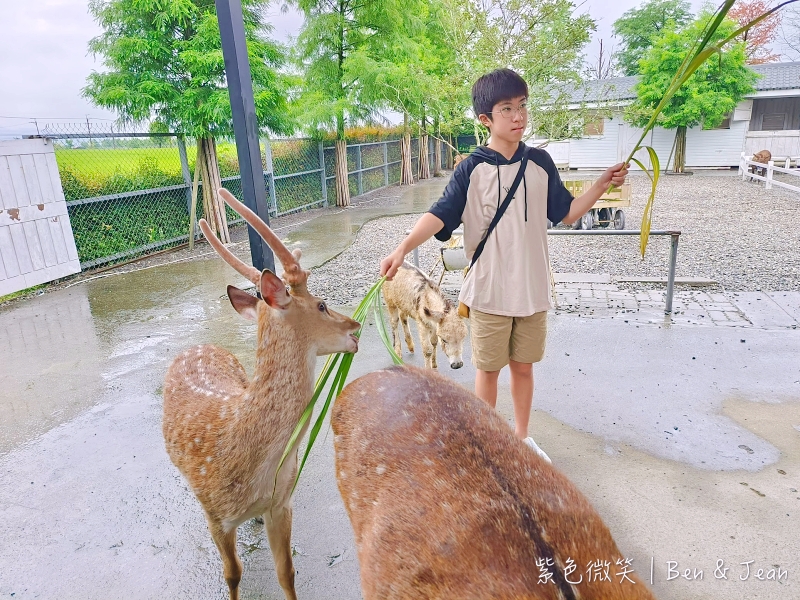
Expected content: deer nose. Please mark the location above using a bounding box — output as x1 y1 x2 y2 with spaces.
450 360 463 369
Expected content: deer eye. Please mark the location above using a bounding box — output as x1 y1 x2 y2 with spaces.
318 302 327 313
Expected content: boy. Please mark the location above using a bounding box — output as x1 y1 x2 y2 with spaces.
380 69 628 462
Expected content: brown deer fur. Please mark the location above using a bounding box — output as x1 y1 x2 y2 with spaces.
382 263 468 369
333 366 657 600
163 189 360 600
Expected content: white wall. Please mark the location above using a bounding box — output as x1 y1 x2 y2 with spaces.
566 116 671 170
539 141 570 166
562 117 747 169
744 131 800 157
567 116 621 169
648 128 674 163
685 120 748 167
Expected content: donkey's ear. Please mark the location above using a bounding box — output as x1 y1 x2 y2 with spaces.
423 307 445 323
227 285 260 322
259 269 291 309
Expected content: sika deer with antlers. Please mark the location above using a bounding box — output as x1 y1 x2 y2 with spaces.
163 188 360 600
333 366 656 600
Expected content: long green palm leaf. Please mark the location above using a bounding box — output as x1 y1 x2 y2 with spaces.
278 276 403 493
373 286 404 366
272 352 342 496
290 352 354 494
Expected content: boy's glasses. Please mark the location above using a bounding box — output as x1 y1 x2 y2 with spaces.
491 102 528 119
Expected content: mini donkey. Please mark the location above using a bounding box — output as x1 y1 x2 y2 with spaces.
333 366 657 600
163 188 360 600
382 263 468 369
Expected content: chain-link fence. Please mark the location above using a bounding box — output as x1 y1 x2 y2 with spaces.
40 122 450 271
456 135 478 154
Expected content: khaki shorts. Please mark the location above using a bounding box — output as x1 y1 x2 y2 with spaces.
469 309 547 371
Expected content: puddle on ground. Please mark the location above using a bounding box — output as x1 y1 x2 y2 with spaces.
0 258 245 454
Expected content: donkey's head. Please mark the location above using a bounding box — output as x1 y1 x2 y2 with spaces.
422 293 468 370
435 305 468 369
201 188 360 356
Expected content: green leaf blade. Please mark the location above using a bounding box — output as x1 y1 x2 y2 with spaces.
281 276 405 492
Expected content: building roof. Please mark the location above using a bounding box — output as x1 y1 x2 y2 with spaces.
570 61 800 103
751 61 800 90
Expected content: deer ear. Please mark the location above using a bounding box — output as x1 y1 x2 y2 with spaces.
259 269 291 309
227 285 260 322
424 307 445 322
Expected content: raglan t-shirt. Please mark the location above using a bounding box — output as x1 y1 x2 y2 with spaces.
429 143 574 317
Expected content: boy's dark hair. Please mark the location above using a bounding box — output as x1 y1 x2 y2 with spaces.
471 69 528 120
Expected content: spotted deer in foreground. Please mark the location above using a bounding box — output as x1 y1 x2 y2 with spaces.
162 188 360 600
382 263 468 369
333 366 657 600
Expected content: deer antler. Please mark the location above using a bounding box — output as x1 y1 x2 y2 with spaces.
199 219 261 286
217 188 310 293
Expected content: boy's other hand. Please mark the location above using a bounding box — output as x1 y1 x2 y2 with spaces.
380 248 406 280
598 162 629 188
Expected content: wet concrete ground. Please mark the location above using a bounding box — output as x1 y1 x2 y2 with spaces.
278 180 445 269
1 179 799 599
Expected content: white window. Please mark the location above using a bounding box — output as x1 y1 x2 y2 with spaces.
583 115 604 136
713 115 731 129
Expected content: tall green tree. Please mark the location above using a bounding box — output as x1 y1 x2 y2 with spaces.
290 0 418 204
613 0 693 76
84 0 293 240
437 0 596 143
628 12 757 172
347 0 458 180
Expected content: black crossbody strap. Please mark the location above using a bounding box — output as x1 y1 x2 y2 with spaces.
469 151 528 269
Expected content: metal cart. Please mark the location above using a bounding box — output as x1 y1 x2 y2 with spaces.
559 180 631 230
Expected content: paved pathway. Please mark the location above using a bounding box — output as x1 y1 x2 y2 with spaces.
554 282 800 329
438 271 800 330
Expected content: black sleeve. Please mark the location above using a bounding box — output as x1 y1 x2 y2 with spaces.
428 160 470 241
535 149 574 225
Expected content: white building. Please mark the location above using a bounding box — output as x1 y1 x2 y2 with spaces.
537 62 800 170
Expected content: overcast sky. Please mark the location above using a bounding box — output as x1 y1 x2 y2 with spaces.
0 0 784 136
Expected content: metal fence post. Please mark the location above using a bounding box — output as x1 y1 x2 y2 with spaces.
383 142 389 187
261 136 278 215
319 141 328 206
176 136 193 216
356 144 363 196
406 230 419 268
665 233 679 314
216 0 274 273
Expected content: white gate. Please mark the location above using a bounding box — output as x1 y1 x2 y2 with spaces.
0 139 80 296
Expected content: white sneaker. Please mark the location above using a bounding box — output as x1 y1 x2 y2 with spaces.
523 437 552 464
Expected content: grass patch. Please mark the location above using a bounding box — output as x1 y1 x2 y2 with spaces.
0 284 46 304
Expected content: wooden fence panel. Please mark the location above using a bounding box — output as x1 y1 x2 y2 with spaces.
0 139 80 296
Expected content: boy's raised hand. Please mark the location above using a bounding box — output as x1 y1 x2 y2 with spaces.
379 213 446 280
598 162 630 188
380 248 406 280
